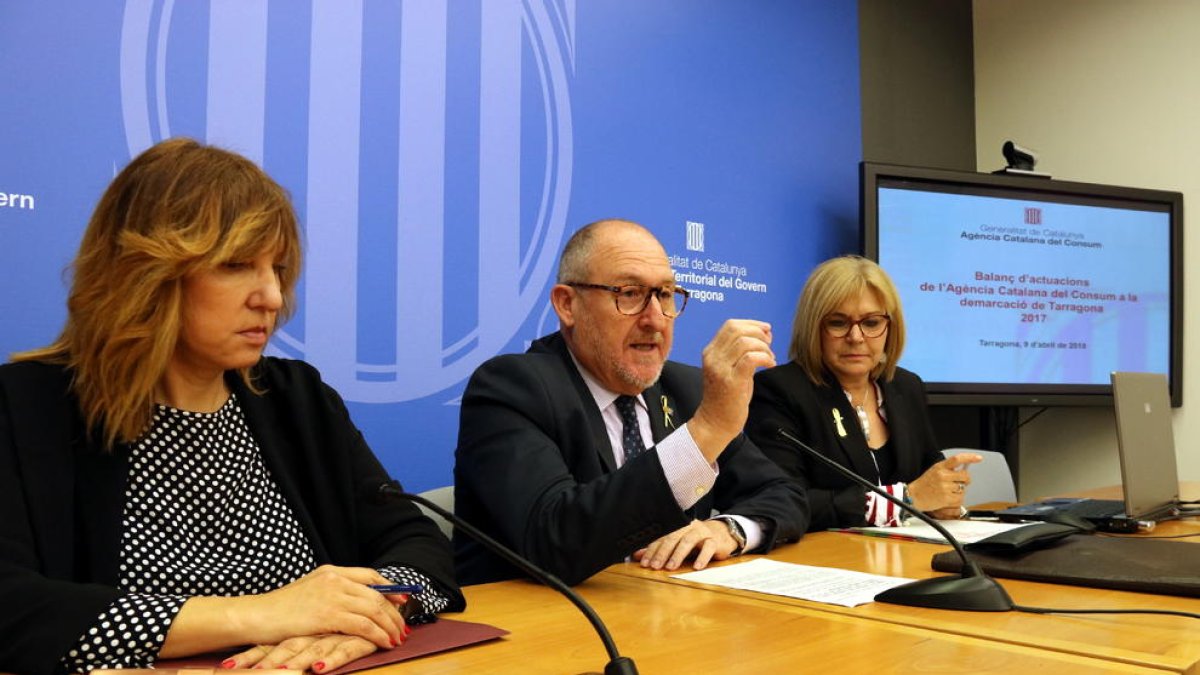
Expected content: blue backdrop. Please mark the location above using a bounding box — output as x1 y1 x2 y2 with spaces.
0 0 861 491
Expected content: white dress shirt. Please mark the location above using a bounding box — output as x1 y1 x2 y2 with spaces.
570 352 763 551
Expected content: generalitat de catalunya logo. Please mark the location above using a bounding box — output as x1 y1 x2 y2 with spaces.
119 0 575 403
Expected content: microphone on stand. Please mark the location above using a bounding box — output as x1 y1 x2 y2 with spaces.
366 479 639 675
776 429 1013 611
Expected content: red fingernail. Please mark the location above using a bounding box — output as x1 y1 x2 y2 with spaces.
220 660 236 669
313 663 325 673
390 637 397 647
398 593 409 603
404 625 412 636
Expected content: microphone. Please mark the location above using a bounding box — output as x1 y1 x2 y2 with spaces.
776 429 1013 611
367 480 639 675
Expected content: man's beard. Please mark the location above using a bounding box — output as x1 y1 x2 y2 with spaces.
613 356 663 392
583 325 666 392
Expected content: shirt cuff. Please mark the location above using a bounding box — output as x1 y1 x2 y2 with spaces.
59 593 187 674
656 422 718 510
712 514 765 553
865 482 907 527
376 565 451 616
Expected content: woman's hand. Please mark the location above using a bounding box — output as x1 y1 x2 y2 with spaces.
232 565 409 650
224 634 387 673
906 453 983 512
926 506 967 520
160 565 415 659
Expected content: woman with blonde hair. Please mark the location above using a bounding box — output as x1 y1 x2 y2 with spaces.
747 255 981 531
0 138 462 675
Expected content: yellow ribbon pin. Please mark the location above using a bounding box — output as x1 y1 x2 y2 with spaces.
832 408 847 438
661 395 675 429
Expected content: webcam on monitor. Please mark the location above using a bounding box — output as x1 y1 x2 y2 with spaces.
997 140 1050 178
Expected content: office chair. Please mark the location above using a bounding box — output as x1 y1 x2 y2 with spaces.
415 485 455 539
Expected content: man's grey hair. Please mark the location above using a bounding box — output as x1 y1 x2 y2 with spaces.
556 219 645 283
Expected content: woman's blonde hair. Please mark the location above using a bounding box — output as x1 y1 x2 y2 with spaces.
787 255 906 385
13 137 302 448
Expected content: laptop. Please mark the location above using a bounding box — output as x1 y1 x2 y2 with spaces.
997 371 1181 533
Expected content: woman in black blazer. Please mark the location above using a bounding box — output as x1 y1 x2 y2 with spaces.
0 139 462 675
747 256 981 532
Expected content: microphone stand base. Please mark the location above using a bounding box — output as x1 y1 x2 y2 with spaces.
875 574 1014 612
604 656 639 675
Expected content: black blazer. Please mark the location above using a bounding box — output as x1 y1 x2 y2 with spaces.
747 361 942 531
453 332 808 586
0 358 463 675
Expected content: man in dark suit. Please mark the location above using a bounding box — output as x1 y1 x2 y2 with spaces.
454 219 808 585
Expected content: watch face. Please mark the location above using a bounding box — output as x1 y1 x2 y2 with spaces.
724 518 746 553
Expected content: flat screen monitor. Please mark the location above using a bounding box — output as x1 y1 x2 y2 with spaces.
860 162 1183 406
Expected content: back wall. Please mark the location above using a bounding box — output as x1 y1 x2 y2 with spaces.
0 1 862 491
974 0 1200 491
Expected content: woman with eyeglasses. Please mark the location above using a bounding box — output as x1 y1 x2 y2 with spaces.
746 255 981 531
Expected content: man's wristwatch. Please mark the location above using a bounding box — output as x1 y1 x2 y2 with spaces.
721 517 747 556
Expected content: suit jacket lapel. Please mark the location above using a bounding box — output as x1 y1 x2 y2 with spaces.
5 366 126 584
878 377 918 479
816 383 879 482
644 381 677 445
230 372 331 562
643 378 702 518
542 334 619 473
585 389 617 473
73 438 128 584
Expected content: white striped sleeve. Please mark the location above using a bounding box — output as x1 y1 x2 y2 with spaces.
864 482 908 527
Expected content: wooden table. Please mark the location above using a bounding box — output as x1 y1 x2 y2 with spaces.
604 489 1200 674
376 571 1165 674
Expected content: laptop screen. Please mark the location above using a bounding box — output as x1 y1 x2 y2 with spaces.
1111 371 1181 518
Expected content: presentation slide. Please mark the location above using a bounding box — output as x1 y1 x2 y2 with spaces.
878 187 1171 386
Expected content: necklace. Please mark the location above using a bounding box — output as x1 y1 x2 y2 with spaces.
845 386 872 443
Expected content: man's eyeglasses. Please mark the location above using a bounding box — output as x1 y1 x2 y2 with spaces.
822 313 890 338
566 282 689 318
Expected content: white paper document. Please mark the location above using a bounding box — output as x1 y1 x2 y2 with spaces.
672 558 915 607
846 518 1032 544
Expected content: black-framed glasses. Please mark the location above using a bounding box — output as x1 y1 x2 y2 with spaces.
822 313 890 338
566 282 689 317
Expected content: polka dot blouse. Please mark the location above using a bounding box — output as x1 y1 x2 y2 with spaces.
59 395 449 673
